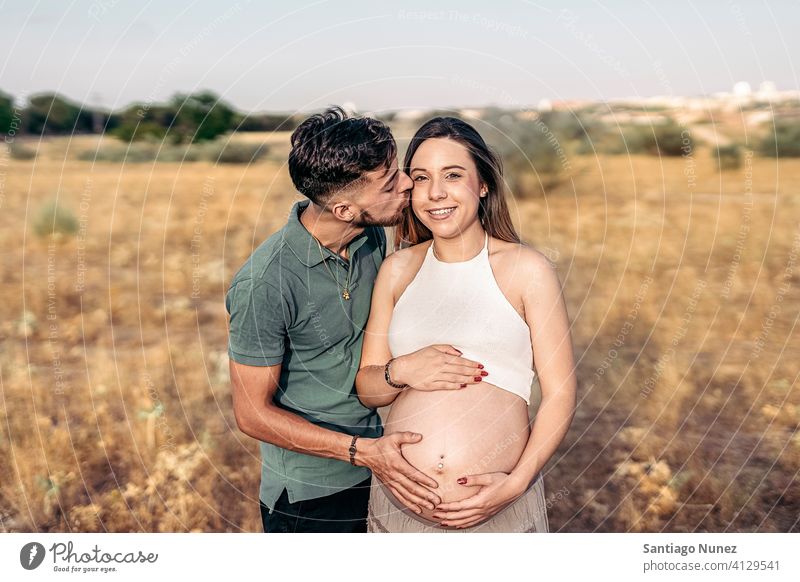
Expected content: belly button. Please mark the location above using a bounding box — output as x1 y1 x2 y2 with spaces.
436 455 445 472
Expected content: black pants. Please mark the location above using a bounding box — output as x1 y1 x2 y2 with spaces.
260 477 372 533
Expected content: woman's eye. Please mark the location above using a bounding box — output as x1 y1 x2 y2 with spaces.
445 173 462 180
413 175 428 182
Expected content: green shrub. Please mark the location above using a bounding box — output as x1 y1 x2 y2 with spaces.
9 142 37 160
600 122 692 157
653 123 693 156
206 141 268 164
712 144 742 171
155 145 202 163
78 142 159 163
484 115 567 173
758 122 800 157
33 201 78 238
110 121 167 142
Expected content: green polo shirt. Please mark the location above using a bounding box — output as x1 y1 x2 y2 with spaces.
225 199 385 513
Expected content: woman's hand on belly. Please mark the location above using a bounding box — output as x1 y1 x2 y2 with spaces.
391 345 487 391
431 471 529 529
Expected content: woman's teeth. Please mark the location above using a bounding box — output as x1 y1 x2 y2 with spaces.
428 207 455 217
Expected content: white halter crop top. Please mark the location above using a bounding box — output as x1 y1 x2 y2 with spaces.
388 232 536 405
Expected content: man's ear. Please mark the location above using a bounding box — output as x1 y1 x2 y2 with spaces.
330 201 355 223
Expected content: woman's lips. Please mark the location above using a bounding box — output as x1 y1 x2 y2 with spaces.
426 206 456 221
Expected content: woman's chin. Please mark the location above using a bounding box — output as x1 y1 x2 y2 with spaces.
419 220 464 237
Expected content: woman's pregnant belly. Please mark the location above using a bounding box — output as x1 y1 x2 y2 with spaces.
382 381 530 525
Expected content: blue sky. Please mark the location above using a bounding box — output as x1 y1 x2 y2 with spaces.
1 0 798 112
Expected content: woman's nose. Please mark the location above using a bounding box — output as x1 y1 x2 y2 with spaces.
428 180 447 201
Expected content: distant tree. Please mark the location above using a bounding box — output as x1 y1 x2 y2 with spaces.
109 103 172 142
23 93 94 134
238 112 299 132
169 91 238 143
110 91 238 144
0 90 15 134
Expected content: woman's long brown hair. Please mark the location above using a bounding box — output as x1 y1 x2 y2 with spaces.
394 116 521 251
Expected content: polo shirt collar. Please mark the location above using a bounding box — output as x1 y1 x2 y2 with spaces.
284 199 370 267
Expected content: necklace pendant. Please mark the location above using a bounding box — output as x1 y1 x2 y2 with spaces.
342 289 350 300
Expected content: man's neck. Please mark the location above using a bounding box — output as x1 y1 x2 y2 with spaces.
300 201 364 259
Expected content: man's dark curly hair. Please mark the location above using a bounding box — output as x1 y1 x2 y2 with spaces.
288 106 396 204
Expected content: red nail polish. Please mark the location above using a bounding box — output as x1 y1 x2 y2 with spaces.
460 383 467 388
457 477 467 484
474 376 482 382
480 371 488 376
477 364 484 369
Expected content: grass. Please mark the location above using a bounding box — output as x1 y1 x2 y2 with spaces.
77 136 270 164
0 133 797 532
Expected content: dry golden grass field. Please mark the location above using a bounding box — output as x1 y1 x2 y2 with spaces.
1 130 798 532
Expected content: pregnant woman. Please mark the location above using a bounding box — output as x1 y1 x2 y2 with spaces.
355 117 577 532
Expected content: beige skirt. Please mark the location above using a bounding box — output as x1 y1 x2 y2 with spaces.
367 472 549 533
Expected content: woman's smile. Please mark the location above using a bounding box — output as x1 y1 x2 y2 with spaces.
426 206 457 220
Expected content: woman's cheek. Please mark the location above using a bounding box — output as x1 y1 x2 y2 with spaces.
411 186 427 205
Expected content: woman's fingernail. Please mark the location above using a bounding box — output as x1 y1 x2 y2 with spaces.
457 477 467 484
474 376 482 382
477 364 484 369
460 383 467 388
480 371 488 376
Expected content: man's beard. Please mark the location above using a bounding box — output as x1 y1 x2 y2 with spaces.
351 206 406 228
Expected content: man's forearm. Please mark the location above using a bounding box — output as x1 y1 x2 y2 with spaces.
355 364 404 408
239 404 364 465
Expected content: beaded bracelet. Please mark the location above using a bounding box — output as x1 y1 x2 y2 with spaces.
349 434 359 466
384 358 409 390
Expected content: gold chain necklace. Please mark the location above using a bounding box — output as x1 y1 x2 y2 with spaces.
315 238 352 300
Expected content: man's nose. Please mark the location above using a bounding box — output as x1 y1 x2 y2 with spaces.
398 171 413 193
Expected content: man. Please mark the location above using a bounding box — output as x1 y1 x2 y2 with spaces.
226 106 440 533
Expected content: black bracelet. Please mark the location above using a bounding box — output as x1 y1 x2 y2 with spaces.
384 358 409 390
349 434 359 466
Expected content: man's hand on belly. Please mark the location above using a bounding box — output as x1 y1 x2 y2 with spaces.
431 471 527 528
356 432 442 514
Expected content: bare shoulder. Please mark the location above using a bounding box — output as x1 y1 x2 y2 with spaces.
378 240 433 301
489 238 561 296
381 241 431 273
491 238 557 275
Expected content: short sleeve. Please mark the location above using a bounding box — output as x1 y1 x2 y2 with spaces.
225 278 287 366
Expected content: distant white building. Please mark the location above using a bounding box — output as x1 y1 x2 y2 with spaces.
758 81 777 96
733 81 752 97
